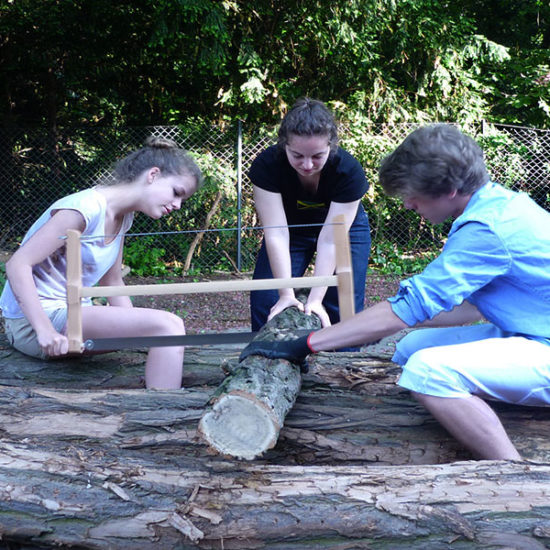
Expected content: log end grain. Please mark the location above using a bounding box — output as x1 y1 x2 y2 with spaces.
198 392 279 460
197 305 320 460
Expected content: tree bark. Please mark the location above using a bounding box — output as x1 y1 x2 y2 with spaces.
198 306 321 459
0 435 549 549
1 327 550 548
1 333 549 466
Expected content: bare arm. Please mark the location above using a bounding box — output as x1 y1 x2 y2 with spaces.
418 301 483 327
253 185 303 317
97 238 132 308
240 297 483 363
309 300 408 351
309 299 482 351
5 209 86 356
306 200 361 326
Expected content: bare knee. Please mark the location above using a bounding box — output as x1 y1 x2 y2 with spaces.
161 311 185 335
147 310 185 335
410 390 428 404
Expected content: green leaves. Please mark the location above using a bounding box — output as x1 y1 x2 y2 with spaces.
1 0 549 128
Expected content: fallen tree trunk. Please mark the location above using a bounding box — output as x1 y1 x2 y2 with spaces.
1 335 549 466
1 373 549 470
0 439 549 549
198 306 321 459
1 331 550 548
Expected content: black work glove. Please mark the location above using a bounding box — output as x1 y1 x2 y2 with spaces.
239 334 314 373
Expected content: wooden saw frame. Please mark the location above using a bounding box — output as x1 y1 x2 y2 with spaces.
65 214 355 353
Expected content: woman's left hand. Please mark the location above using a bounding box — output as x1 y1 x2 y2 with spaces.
304 300 331 328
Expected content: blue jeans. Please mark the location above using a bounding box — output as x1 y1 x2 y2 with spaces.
250 208 371 351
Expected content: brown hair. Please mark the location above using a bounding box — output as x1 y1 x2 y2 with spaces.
112 136 202 188
379 124 489 198
277 98 339 151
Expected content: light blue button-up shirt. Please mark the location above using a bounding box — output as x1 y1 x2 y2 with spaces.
389 181 550 345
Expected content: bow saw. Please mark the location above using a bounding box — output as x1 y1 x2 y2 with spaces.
65 215 354 353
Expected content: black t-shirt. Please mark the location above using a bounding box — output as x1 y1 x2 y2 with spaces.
248 145 369 231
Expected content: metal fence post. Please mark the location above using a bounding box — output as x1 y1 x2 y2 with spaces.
236 119 243 271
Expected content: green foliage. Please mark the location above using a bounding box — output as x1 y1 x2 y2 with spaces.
370 241 439 276
1 0 549 278
123 237 168 277
169 145 242 271
489 49 550 128
458 0 550 128
119 124 247 273
1 0 549 127
169 150 237 231
477 125 529 187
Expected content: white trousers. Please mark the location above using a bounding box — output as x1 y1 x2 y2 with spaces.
393 324 550 406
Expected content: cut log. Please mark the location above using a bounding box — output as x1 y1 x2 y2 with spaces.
198 306 321 459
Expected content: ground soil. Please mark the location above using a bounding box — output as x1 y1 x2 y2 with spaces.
127 272 402 334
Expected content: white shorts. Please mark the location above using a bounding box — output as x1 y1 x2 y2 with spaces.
4 309 67 360
393 324 550 406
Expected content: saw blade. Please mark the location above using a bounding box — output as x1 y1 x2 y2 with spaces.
83 329 312 351
84 331 259 351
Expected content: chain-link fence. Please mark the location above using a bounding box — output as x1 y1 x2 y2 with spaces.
1 121 549 276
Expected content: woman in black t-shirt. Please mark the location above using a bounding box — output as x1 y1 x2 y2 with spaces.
249 98 371 346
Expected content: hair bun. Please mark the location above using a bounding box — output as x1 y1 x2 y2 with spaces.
144 136 178 149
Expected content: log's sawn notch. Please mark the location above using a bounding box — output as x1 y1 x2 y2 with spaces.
65 215 354 353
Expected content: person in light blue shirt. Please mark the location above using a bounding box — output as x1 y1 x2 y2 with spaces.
238 123 550 460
